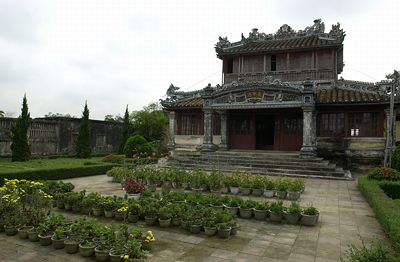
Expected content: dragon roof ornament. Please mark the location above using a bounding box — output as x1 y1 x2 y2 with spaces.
215 19 346 53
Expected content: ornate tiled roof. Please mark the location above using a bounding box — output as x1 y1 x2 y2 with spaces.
215 19 345 56
316 88 387 104
162 79 390 109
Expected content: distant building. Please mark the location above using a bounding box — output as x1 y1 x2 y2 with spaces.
0 117 122 156
161 19 394 170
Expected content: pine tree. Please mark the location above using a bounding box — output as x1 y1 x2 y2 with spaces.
10 94 31 161
118 105 132 154
76 102 91 158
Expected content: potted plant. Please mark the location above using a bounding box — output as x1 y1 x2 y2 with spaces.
203 213 218 236
94 225 115 262
239 174 252 195
125 238 149 261
64 237 79 254
253 202 269 221
79 239 96 258
123 178 145 200
275 178 289 199
287 180 302 200
18 225 34 239
115 202 128 221
227 174 241 195
54 193 65 209
109 237 125 262
127 200 141 223
37 223 53 246
251 177 264 196
228 220 239 236
301 204 319 226
158 206 173 227
143 202 158 226
52 226 68 249
170 203 185 226
217 223 231 239
208 172 223 194
37 213 66 246
27 226 39 242
141 230 155 251
263 178 275 198
81 192 100 215
102 196 117 218
239 199 257 219
4 212 21 236
189 217 202 234
224 197 241 216
210 196 224 211
269 200 285 223
285 201 302 224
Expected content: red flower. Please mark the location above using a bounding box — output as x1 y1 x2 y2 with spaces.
123 178 145 194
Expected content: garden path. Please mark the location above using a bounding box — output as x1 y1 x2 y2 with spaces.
0 175 389 262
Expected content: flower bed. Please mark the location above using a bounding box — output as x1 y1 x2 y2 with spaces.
106 166 306 200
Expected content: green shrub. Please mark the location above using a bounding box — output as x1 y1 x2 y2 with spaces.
0 164 114 181
367 167 400 181
123 135 151 158
379 181 400 199
344 241 393 262
358 176 400 256
102 154 125 164
392 145 400 171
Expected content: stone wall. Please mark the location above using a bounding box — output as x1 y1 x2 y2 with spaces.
0 117 122 157
317 137 385 172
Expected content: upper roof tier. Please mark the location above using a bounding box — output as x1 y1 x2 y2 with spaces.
215 19 345 57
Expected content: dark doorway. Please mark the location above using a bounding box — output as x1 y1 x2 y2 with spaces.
256 115 275 150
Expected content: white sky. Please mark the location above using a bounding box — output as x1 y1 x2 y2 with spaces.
0 0 399 119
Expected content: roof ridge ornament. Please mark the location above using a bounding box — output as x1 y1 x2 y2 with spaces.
215 19 346 53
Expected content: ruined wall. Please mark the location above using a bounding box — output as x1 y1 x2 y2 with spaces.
0 117 122 157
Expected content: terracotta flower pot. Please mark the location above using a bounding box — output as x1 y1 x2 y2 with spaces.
239 207 253 219
263 190 275 198
285 212 301 225
287 191 301 200
253 209 267 220
269 211 283 223
159 218 171 228
252 188 264 196
104 210 114 218
128 213 139 223
190 224 202 234
301 212 319 226
240 187 251 195
27 229 39 242
92 207 104 217
145 216 157 226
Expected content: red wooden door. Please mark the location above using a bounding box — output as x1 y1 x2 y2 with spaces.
274 114 303 151
228 114 255 149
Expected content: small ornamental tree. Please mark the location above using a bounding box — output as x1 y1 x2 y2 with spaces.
76 102 91 158
10 94 31 161
118 105 132 154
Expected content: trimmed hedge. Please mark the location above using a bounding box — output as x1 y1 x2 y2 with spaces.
358 176 400 256
379 181 400 199
0 164 115 183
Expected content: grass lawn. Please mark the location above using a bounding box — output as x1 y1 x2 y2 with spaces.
0 157 107 174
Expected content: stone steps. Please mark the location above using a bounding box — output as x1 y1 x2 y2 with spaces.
167 150 352 180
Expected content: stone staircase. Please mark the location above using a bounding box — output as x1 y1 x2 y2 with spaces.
167 150 352 180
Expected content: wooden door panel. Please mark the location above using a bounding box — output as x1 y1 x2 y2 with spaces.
229 114 255 149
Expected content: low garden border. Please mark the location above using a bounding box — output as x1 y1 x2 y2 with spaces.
358 176 400 256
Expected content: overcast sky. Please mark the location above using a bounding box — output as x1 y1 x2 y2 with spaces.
0 0 399 119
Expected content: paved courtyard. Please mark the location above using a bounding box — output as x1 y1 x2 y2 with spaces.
0 175 389 262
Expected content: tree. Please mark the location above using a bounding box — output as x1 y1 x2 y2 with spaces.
131 102 167 142
10 94 31 161
75 102 91 158
0 110 4 117
118 106 133 154
104 114 123 123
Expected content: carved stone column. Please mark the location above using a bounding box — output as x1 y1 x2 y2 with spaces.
219 110 228 150
300 106 317 157
202 109 216 152
167 111 176 150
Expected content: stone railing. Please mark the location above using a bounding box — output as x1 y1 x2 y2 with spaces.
224 69 336 84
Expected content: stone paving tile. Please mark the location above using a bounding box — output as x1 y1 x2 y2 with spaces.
0 175 393 262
